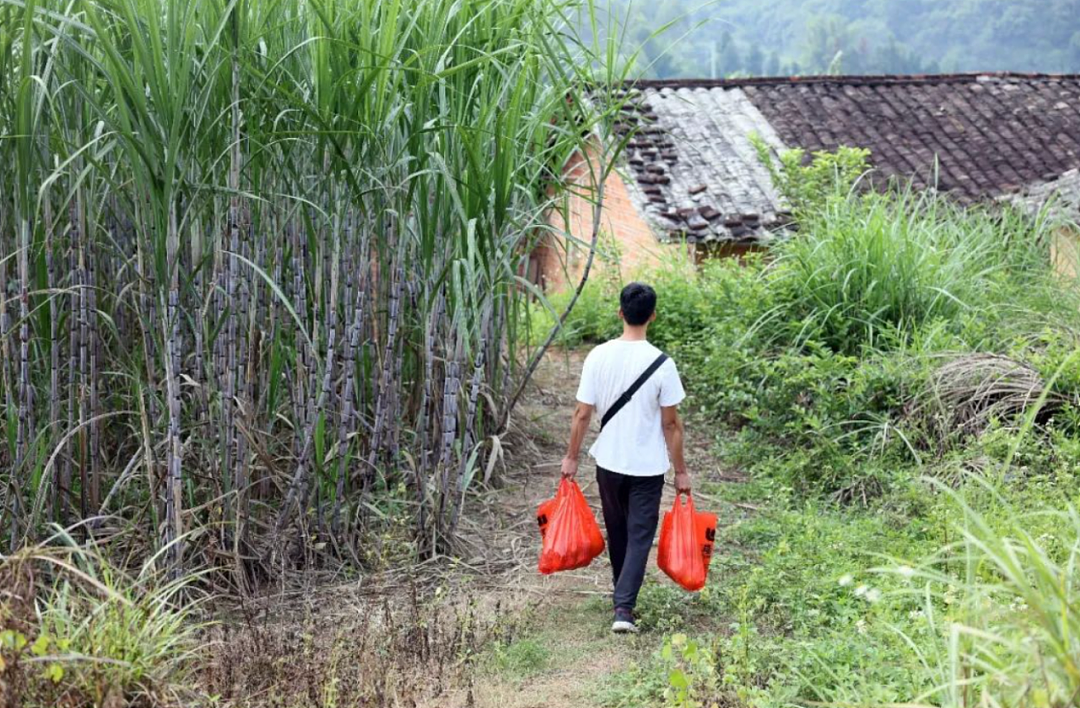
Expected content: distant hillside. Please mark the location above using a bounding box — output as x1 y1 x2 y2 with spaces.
604 0 1080 78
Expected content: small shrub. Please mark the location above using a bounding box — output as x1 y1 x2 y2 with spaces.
658 633 721 708
753 140 871 217
488 637 550 679
634 581 694 634
0 536 204 707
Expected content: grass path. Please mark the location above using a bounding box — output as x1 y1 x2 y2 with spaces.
466 348 743 708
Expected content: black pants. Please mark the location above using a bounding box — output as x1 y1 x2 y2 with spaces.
596 466 665 612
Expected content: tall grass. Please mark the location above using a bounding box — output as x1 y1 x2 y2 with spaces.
769 188 1058 354
919 492 1080 708
0 0 626 574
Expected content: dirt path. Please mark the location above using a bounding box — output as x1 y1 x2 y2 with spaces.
464 348 740 708
205 347 742 708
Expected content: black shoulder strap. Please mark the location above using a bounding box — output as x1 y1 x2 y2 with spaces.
600 353 669 431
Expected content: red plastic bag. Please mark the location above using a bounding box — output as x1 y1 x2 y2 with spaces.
657 493 717 591
536 479 605 574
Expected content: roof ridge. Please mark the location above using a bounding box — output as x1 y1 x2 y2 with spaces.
622 72 1080 90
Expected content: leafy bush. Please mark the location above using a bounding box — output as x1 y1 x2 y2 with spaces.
524 275 623 348
753 141 871 218
523 248 716 351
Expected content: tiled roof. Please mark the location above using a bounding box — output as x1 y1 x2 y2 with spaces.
612 73 1080 244
1006 169 1080 221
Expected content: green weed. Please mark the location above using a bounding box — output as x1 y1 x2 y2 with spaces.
488 637 551 679
0 533 205 707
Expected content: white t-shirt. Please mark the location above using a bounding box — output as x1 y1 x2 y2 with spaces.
575 339 686 476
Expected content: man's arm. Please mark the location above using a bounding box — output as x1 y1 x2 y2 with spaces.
662 405 691 493
561 402 594 479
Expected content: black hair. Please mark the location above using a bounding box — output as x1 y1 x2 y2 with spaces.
619 282 657 326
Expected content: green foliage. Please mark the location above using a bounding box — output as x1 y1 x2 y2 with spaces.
659 633 719 708
523 246 714 351
525 276 624 348
487 637 551 679
771 191 1054 354
756 147 1058 355
601 466 1080 708
927 492 1080 706
0 629 66 686
753 141 871 217
747 485 1080 708
601 0 1080 79
634 581 697 634
596 659 669 707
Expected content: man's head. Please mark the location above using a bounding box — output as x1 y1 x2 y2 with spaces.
619 282 657 326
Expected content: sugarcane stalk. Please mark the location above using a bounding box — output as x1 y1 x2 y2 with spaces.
314 218 340 536
0 204 11 432
11 216 32 545
449 323 487 534
436 331 462 541
225 21 243 549
163 200 184 575
223 191 240 531
332 218 364 536
88 215 100 513
63 228 77 528
76 200 89 521
272 238 341 542
132 205 162 524
192 220 208 430
363 232 404 494
414 286 445 538
45 200 62 524
291 221 309 455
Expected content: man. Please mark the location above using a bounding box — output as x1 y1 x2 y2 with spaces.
561 282 690 634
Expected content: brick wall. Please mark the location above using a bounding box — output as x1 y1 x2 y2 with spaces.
538 148 694 292
1052 226 1080 280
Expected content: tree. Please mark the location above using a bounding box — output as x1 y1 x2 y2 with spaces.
747 45 765 75
803 14 851 74
603 0 1080 80
719 30 742 75
765 50 781 76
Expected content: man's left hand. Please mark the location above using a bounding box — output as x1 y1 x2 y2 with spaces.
674 470 692 494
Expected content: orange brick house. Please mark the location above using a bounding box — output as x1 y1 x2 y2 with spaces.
532 73 1080 291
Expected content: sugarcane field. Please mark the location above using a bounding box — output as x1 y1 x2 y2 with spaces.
6 1 1080 707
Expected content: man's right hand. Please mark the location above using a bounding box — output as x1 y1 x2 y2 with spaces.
561 456 579 479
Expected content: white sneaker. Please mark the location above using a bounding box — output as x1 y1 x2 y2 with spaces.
612 609 639 634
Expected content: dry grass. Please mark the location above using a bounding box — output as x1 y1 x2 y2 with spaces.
201 580 536 708
914 353 1064 442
